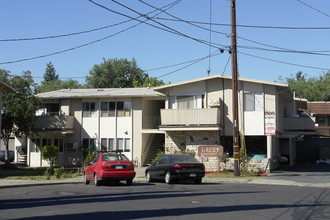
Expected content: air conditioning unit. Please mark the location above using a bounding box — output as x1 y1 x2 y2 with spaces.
65 143 79 150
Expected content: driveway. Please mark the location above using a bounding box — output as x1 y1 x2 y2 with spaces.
266 163 330 184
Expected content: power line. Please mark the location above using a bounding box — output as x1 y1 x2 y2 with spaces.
297 0 330 18
239 51 329 71
109 0 223 50
156 50 220 79
150 16 330 30
0 1 182 65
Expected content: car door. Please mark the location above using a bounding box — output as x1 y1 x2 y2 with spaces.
153 156 169 179
85 155 99 180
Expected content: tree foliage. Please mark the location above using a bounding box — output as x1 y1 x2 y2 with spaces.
280 71 330 101
86 58 164 88
42 145 59 168
0 69 41 163
36 79 85 93
42 62 59 83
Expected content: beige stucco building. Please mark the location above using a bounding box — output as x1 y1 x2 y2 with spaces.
17 75 316 172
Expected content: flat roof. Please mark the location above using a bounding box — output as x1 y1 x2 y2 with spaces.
37 87 165 99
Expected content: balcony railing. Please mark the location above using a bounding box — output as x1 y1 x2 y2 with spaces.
282 116 315 131
161 108 221 126
34 115 74 133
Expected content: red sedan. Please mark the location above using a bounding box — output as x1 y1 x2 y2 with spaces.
84 152 136 186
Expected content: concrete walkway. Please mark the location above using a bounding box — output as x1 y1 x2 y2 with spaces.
1 165 330 189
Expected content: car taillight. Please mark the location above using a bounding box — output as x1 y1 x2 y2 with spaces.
172 164 205 168
101 164 111 168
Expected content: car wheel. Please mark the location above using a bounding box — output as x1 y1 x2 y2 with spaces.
165 172 173 184
194 178 202 184
83 173 90 185
126 179 133 185
94 174 101 186
146 171 154 183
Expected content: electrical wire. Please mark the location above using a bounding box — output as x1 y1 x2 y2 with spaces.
156 50 220 79
297 0 330 18
239 51 329 71
151 16 330 30
110 0 223 50
0 1 182 65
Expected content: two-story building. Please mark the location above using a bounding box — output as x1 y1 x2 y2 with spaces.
20 88 165 167
153 75 315 172
18 75 316 172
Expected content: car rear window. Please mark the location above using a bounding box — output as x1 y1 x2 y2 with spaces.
102 154 128 161
170 155 199 163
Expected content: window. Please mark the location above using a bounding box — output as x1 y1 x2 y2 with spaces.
109 138 115 151
177 96 195 109
101 138 107 152
125 139 130 152
169 95 203 109
100 101 130 117
32 138 63 152
101 102 116 117
54 138 64 152
117 138 124 151
82 138 96 151
83 102 97 117
244 92 263 111
316 116 325 124
157 157 169 165
117 101 131 117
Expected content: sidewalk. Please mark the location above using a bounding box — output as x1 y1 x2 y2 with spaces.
1 167 330 189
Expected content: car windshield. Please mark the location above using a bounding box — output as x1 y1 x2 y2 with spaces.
102 154 128 161
170 155 199 163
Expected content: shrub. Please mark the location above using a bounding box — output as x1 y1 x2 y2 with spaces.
54 167 65 179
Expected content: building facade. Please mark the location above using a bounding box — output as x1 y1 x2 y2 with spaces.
153 75 315 172
20 88 164 167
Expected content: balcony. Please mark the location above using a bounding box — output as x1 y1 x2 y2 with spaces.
160 108 221 131
34 115 75 134
282 116 315 132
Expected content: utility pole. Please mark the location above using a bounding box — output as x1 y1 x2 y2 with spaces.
230 0 240 176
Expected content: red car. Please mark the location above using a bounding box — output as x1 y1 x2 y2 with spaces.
84 152 136 186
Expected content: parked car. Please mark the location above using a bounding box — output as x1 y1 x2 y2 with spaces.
0 150 14 162
84 152 136 186
246 148 266 159
145 154 205 184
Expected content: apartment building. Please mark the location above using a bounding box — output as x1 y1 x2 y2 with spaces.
153 75 315 172
22 88 164 167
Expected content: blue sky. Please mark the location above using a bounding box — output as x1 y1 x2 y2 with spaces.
1 0 329 85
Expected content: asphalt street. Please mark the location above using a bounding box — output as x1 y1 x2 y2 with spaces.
1 180 329 219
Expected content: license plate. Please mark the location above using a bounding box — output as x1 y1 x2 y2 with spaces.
115 166 123 169
190 173 196 177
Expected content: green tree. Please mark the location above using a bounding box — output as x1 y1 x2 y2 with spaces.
86 58 164 88
42 145 59 168
42 62 59 83
280 71 330 101
133 76 165 87
0 70 41 163
36 79 85 93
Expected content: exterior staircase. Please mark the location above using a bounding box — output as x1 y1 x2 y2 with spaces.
143 134 164 166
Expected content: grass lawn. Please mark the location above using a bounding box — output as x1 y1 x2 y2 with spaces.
0 165 82 180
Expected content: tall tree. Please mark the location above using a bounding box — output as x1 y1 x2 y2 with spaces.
86 58 164 88
1 70 41 163
280 71 330 101
42 62 59 83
